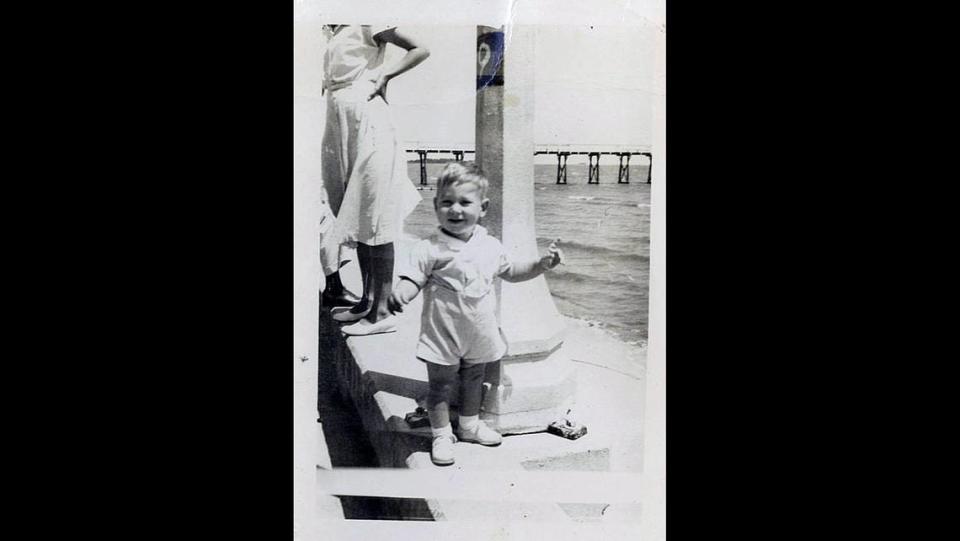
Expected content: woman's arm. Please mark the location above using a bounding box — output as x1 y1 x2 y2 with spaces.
500 239 564 283
368 28 430 102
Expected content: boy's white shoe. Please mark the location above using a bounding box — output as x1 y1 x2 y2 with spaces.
431 435 457 466
456 421 502 446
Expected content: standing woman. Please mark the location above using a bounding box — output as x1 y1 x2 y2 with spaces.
321 25 429 336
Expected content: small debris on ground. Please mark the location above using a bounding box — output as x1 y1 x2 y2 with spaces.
404 406 430 428
547 410 588 440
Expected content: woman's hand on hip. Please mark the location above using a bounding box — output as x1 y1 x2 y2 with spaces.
368 74 389 104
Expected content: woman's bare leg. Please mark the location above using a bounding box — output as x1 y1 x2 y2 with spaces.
365 242 395 323
344 243 373 316
321 269 360 308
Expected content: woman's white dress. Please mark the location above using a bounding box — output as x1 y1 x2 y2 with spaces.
321 25 421 247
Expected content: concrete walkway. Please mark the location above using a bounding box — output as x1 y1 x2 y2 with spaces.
317 239 647 521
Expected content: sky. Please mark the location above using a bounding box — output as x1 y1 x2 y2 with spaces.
296 22 658 153
386 25 657 152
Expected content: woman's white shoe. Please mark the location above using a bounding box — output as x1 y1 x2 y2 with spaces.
340 316 397 336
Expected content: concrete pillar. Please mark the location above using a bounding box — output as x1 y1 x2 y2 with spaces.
475 25 576 434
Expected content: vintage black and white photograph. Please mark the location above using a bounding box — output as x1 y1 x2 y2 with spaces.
294 1 665 537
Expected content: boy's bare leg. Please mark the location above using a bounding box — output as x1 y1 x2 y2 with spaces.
458 362 486 417
426 362 458 465
456 361 502 445
426 363 458 431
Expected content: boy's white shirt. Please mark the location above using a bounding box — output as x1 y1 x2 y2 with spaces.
400 225 512 300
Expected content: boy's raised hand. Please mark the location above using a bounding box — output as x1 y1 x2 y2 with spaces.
540 238 564 270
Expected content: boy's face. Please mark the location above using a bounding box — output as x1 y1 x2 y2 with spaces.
434 181 488 240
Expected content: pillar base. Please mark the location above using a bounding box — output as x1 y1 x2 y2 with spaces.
481 347 577 434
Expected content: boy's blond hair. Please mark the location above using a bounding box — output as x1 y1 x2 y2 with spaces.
436 162 489 199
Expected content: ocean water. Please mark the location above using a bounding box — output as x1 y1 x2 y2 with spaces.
403 162 651 345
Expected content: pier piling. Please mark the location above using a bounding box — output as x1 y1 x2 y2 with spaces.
556 152 569 184
588 152 600 184
617 153 631 184
416 150 427 185
409 147 650 185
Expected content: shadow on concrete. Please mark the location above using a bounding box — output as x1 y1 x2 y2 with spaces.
318 356 392 520
318 318 433 520
364 370 429 402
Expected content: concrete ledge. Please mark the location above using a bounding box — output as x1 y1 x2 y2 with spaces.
316 237 645 520
319 305 638 522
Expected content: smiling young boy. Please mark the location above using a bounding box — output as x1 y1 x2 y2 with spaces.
388 162 563 466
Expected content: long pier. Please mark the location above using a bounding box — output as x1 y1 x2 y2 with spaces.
405 144 652 186
405 148 475 187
